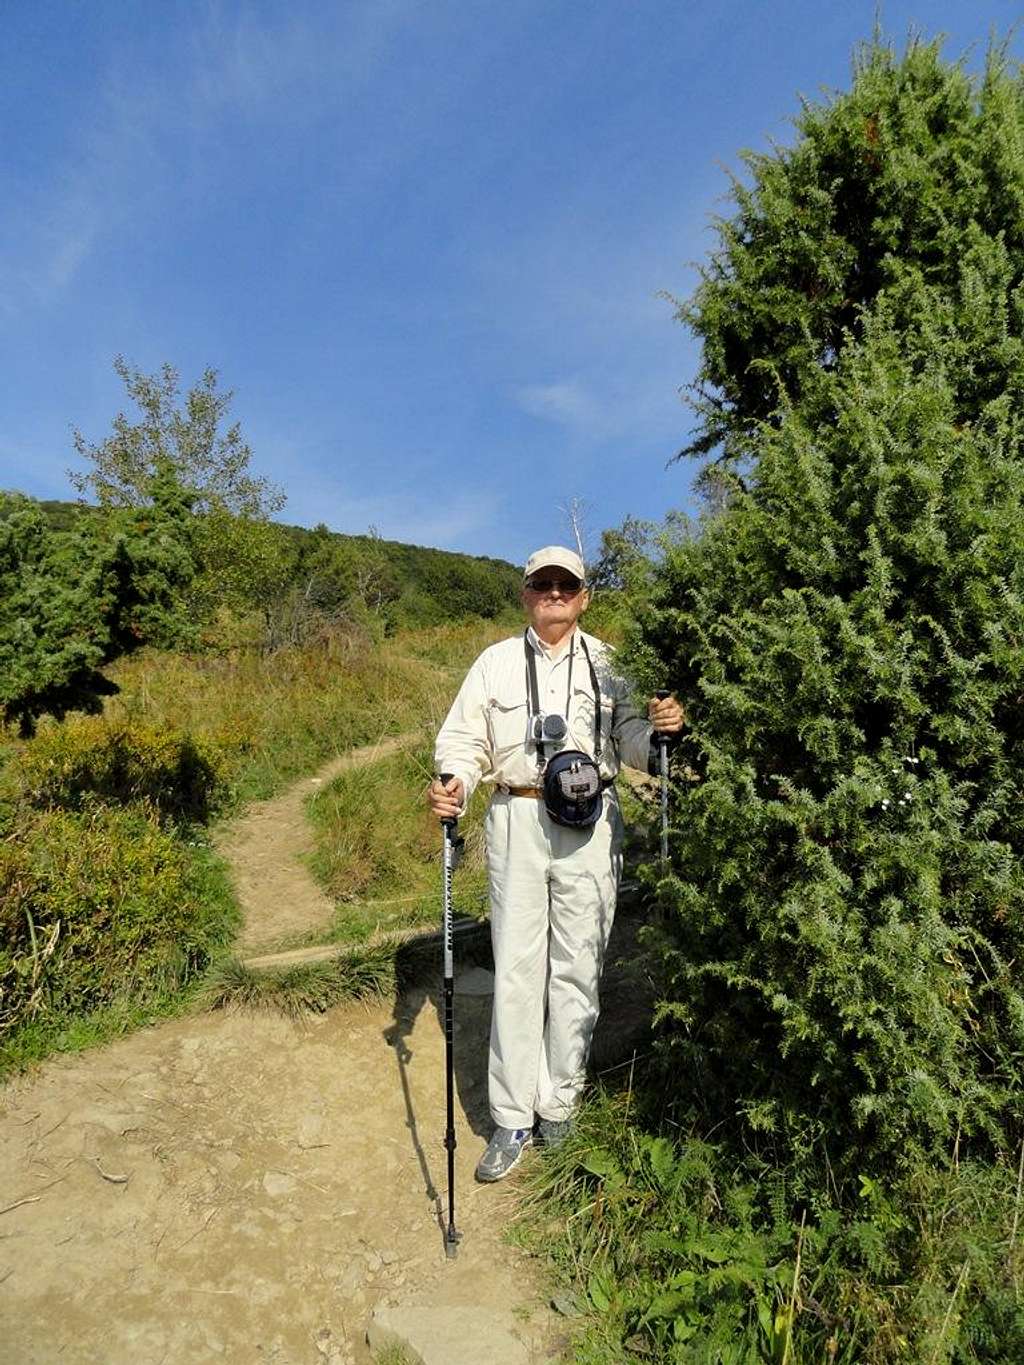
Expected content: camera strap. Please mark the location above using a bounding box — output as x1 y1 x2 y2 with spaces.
523 630 603 775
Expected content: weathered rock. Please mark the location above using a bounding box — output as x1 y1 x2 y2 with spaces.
367 1302 530 1365
262 1170 298 1197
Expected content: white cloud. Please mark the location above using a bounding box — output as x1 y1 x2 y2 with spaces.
514 370 689 447
185 1 414 121
515 379 607 437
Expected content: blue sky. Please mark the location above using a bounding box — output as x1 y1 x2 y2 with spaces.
2 1 1021 565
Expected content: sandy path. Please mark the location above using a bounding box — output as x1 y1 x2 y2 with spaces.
0 985 559 1364
0 741 565 1364
217 735 416 955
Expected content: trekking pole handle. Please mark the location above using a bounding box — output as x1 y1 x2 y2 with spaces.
438 772 459 830
653 690 671 738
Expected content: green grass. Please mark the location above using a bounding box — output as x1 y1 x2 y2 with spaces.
204 942 403 1015
372 1346 416 1365
513 1085 1024 1363
206 921 493 1015
305 735 490 944
68 615 512 815
0 841 238 1075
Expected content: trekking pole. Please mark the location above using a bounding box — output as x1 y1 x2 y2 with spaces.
438 773 462 1260
654 691 670 869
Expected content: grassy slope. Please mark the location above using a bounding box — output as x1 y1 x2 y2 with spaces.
0 615 518 1071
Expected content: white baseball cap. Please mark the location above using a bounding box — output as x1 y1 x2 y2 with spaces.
523 545 586 583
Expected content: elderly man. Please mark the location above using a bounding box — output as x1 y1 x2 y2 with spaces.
428 545 684 1182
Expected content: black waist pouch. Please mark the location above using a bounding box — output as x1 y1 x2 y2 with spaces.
543 749 603 828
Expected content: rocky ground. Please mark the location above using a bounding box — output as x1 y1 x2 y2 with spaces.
0 981 561 1363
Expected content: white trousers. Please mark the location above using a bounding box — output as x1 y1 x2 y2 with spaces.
484 789 623 1130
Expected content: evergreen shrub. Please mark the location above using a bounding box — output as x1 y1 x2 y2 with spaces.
637 37 1024 1182
0 468 197 734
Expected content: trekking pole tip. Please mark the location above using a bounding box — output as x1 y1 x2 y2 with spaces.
445 1226 461 1259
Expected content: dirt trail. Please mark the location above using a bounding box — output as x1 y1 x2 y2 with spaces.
0 743 565 1365
0 990 559 1364
218 734 415 955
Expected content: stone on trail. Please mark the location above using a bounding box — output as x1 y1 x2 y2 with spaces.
367 1302 531 1365
263 1170 299 1197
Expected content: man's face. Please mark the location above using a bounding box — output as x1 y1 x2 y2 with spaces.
521 566 590 635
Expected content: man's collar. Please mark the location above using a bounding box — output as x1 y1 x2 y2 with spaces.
527 625 580 660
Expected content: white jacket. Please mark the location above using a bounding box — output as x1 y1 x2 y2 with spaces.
434 626 653 804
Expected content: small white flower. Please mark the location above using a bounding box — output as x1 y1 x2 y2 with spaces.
882 799 890 809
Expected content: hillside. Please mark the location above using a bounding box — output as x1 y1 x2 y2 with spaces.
31 496 522 629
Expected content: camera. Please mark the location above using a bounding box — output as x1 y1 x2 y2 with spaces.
530 712 568 748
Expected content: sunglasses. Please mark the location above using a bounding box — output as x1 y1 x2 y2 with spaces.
525 577 583 596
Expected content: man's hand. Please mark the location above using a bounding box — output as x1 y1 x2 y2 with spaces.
648 694 685 734
428 775 465 820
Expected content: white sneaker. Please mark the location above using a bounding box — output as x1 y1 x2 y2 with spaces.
474 1126 532 1182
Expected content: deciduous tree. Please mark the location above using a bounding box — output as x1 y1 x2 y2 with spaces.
70 358 287 632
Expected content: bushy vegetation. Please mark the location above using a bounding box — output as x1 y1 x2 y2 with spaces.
0 468 198 734
280 521 521 636
0 802 236 1069
0 615 512 1070
3 355 520 738
522 34 1024 1362
644 28 1024 1186
520 1091 1024 1362
15 717 229 823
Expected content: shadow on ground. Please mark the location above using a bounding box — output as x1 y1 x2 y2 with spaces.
381 903 656 1205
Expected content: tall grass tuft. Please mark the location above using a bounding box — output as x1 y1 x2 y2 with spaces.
206 923 493 1016
516 1086 1024 1362
205 944 400 1015
0 809 237 1072
306 737 489 943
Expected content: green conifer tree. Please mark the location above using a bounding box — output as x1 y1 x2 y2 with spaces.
0 464 197 734
641 37 1024 1177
